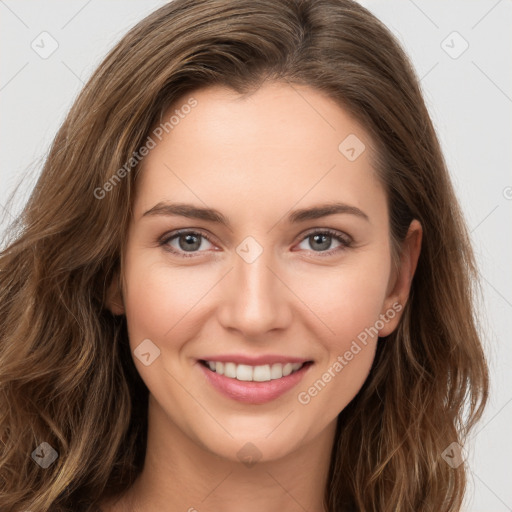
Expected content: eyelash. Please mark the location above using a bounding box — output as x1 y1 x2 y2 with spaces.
158 228 353 259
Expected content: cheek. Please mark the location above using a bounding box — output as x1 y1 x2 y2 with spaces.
122 254 215 348
294 256 391 344
292 257 390 411
295 301 383 416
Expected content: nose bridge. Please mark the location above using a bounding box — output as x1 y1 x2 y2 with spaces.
218 240 290 334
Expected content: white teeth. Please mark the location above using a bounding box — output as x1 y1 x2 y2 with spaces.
236 364 253 381
270 363 283 379
253 365 271 382
204 360 306 381
224 362 236 378
282 363 293 377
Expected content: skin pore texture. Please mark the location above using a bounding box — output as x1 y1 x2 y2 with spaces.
103 82 422 512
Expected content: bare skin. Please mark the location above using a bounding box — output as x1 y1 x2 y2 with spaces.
102 81 422 512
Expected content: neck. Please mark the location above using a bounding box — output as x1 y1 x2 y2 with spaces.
114 395 336 512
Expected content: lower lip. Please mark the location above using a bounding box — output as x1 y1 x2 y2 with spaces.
197 361 313 404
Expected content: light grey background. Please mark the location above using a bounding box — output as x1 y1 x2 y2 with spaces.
1 1 511 510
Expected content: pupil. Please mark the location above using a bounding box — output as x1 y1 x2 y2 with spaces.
176 233 332 253
180 234 201 251
311 234 331 251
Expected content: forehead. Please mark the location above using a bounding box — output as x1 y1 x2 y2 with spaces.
133 82 386 225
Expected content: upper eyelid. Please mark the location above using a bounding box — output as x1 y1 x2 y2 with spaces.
163 228 216 244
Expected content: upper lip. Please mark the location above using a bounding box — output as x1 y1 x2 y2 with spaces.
199 354 313 366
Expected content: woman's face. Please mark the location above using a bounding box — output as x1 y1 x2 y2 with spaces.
108 82 420 463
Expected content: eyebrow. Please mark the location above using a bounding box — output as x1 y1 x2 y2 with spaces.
141 201 369 226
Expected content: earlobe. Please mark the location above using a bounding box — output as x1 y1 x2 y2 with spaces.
105 271 125 316
378 219 422 337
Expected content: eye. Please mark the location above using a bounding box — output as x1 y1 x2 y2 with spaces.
159 230 216 258
159 228 352 259
296 229 352 256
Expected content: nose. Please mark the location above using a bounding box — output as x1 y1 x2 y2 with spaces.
216 248 292 338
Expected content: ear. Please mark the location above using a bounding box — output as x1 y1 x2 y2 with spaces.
378 219 422 337
105 270 125 316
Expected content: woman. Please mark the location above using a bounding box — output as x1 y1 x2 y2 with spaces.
0 1 489 511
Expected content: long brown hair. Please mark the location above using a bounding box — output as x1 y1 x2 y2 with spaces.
0 1 489 510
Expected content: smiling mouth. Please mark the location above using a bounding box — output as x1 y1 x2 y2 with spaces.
199 359 314 382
